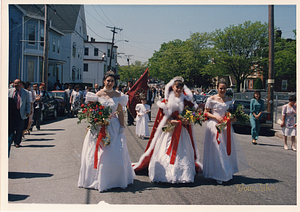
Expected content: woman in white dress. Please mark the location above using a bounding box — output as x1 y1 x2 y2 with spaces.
70 85 82 117
203 79 248 184
280 95 297 151
132 76 202 183
78 70 135 192
135 98 150 138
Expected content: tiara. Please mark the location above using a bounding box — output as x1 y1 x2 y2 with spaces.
173 76 184 83
105 70 115 76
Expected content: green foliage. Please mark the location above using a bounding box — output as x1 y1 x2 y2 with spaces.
118 61 148 83
253 77 263 89
210 21 269 92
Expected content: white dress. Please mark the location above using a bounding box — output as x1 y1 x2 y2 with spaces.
78 92 135 192
147 92 201 183
135 103 150 137
203 98 248 182
282 104 297 136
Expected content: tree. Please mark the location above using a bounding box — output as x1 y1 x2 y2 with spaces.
210 21 269 92
148 33 214 87
253 77 263 89
118 60 148 83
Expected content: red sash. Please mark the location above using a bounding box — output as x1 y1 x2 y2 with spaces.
94 126 106 169
216 115 231 156
166 111 197 164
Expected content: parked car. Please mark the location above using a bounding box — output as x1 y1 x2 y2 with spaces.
225 88 234 97
193 94 208 110
231 99 272 130
206 89 218 96
38 92 59 123
49 90 67 116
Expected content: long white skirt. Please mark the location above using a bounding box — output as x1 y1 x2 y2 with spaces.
148 127 196 183
78 118 135 192
135 114 150 137
203 119 245 182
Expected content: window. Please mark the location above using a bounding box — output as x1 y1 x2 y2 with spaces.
40 26 44 46
84 63 88 72
57 40 60 53
72 42 76 57
53 38 56 52
94 48 99 56
107 49 110 57
84 47 89 55
72 67 76 81
282 80 287 90
27 61 35 81
28 25 36 45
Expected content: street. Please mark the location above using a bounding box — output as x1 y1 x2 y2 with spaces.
7 100 297 209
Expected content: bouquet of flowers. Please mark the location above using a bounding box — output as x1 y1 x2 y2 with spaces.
77 101 113 146
162 106 206 132
179 106 206 126
228 103 249 126
216 103 249 133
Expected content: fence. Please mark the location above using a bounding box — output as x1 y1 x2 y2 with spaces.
233 92 296 126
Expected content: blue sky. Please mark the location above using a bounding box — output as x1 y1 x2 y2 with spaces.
85 5 296 66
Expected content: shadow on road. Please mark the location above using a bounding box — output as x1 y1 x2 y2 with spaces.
8 194 30 202
30 133 56 136
224 175 280 186
23 138 54 142
9 172 53 179
20 144 55 148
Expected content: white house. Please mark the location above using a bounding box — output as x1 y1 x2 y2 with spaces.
83 37 118 87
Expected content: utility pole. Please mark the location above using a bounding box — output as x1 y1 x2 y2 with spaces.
125 54 133 67
106 26 122 72
42 4 49 91
267 5 275 128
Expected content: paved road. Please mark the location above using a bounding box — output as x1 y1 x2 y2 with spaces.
7 99 297 208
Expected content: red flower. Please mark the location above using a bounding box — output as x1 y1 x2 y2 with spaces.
94 118 98 122
83 110 86 114
197 118 200 121
100 106 105 110
89 109 93 112
96 105 99 108
98 112 103 115
87 103 90 106
81 104 85 108
93 107 95 109
84 108 87 111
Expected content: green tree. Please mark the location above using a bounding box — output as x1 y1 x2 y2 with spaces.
148 33 213 87
118 60 148 83
253 77 263 89
209 21 269 92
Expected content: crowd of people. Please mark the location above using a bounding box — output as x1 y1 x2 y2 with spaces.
8 74 296 193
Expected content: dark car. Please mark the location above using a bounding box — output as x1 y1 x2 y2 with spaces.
231 99 272 130
193 94 208 110
38 91 59 123
49 90 67 115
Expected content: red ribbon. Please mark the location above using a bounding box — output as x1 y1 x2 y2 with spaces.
94 126 106 169
216 115 231 156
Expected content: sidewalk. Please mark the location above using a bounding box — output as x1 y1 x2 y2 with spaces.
273 122 296 141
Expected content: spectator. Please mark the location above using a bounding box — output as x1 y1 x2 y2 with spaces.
70 85 82 117
8 79 31 148
124 81 134 126
23 81 35 136
281 95 297 151
65 84 73 117
94 84 100 93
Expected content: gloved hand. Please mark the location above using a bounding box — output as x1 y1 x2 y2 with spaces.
119 126 125 133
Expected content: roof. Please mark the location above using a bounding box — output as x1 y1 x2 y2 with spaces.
17 4 87 36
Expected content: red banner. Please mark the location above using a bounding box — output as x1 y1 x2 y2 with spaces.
127 68 149 118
